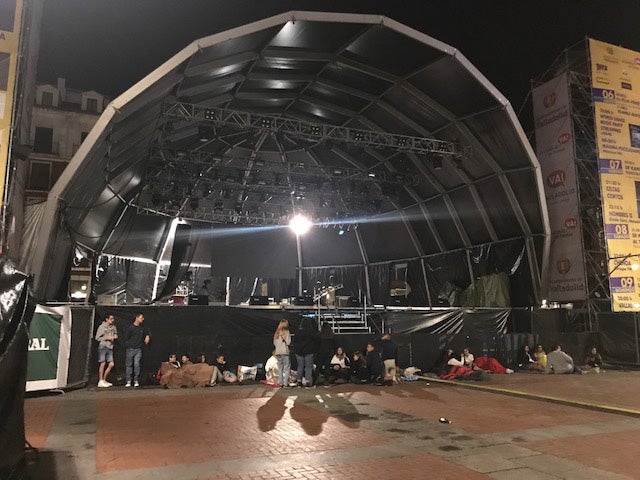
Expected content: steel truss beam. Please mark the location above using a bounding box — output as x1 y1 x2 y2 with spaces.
162 102 459 156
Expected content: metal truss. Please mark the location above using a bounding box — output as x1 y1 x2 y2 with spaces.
162 102 459 156
567 57 611 326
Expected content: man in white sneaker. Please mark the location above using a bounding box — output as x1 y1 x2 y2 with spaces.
95 314 118 387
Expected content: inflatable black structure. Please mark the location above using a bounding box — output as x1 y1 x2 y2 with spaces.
0 257 34 480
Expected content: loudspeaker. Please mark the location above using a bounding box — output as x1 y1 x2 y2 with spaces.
293 295 314 306
187 294 209 305
249 296 269 306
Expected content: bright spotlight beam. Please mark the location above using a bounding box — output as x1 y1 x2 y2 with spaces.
289 215 312 235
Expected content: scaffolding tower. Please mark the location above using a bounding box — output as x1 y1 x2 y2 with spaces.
532 39 611 330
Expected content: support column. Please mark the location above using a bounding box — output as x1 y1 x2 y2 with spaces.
296 235 303 296
420 258 433 308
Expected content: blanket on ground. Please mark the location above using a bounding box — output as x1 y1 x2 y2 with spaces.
159 362 213 388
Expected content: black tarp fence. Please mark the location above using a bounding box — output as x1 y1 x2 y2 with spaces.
0 257 34 479
597 312 640 365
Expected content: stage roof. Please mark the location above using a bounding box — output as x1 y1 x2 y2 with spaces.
30 11 549 299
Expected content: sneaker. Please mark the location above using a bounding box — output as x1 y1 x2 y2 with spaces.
97 380 109 388
103 380 113 387
134 381 140 387
505 368 514 374
125 381 131 387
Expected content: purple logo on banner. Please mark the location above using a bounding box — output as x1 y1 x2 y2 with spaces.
592 87 616 103
605 224 630 239
610 276 635 293
599 159 623 173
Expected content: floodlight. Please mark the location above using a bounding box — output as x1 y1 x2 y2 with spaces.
289 215 312 235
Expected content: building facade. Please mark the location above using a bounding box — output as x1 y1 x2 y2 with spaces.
25 77 107 203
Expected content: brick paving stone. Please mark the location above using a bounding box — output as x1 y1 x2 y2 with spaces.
94 392 385 473
348 385 620 434
525 430 640 479
24 399 60 449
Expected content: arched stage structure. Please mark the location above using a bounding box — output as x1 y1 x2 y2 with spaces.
29 11 550 305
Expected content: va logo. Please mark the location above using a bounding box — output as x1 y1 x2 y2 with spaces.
547 170 566 188
557 259 571 274
543 93 556 108
28 338 50 351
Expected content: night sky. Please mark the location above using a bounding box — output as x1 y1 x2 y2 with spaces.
37 0 640 129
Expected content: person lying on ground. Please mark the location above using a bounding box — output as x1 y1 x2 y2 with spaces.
156 353 181 382
545 345 583 374
463 347 514 374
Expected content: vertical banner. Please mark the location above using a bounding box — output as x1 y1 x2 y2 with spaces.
0 0 23 207
590 38 640 311
26 304 72 391
532 72 586 301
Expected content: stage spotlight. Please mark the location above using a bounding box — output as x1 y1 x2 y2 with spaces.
289 214 312 235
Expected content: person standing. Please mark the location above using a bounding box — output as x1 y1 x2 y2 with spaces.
294 318 320 387
95 314 118 387
273 320 291 387
124 313 150 387
378 333 399 384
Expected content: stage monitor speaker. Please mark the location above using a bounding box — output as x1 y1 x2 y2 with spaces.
249 296 269 306
293 295 314 306
187 294 209 305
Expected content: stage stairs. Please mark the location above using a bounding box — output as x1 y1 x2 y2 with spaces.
315 311 373 334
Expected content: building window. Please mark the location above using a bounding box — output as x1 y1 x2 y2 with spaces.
41 91 54 107
28 161 52 191
33 126 54 154
86 97 98 112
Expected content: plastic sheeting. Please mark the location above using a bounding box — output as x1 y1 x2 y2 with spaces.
0 257 33 479
19 201 46 274
597 312 639 365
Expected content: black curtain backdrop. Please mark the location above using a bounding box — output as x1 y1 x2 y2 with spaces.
158 223 199 300
369 263 390 305
406 259 428 305
0 257 34 479
302 266 366 299
597 312 639 364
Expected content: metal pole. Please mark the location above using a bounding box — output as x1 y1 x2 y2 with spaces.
420 258 432 309
296 234 303 296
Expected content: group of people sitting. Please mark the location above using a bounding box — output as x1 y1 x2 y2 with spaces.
517 344 604 374
157 352 244 388
270 319 400 388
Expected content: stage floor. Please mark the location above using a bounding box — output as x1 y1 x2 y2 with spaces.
25 372 640 479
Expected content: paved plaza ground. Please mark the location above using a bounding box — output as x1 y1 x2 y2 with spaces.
24 371 640 479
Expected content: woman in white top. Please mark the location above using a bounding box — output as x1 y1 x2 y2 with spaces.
327 346 350 384
461 348 474 367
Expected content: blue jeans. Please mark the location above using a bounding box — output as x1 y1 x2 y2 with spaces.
125 348 142 383
296 353 314 385
276 354 290 386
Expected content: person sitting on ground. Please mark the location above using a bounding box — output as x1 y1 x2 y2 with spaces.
197 354 207 364
210 353 237 385
461 347 474 368
518 345 536 370
181 354 193 367
262 350 279 386
168 353 181 368
584 346 604 373
546 345 583 374
350 351 368 384
533 344 547 372
365 342 383 384
326 346 351 384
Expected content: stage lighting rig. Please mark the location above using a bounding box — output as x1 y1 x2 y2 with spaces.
289 215 312 235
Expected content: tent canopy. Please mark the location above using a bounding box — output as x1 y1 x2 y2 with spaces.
30 11 549 300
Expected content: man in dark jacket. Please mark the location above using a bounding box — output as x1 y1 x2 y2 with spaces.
294 318 320 387
365 342 383 384
377 333 398 385
124 313 150 387
350 351 368 384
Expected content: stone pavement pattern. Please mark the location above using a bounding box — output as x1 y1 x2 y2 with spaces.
24 373 640 479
